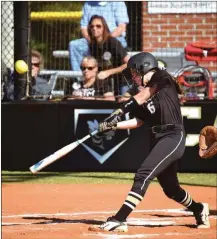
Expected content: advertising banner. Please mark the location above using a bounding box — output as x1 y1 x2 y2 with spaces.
2 100 217 172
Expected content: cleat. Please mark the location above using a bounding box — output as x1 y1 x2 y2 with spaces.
88 216 128 232
194 203 210 228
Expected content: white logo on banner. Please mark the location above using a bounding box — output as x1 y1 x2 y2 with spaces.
181 106 201 147
181 106 217 147
74 107 216 161
74 109 130 164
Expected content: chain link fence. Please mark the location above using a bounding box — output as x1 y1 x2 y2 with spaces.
1 1 217 100
1 2 14 100
1 1 14 69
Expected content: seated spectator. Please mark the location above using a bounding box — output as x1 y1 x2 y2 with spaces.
87 15 130 95
72 56 115 101
2 50 52 101
69 1 129 72
31 50 52 97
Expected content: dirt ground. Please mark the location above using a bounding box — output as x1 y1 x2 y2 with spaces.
2 183 217 239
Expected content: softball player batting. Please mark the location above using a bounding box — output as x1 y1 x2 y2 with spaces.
89 52 210 232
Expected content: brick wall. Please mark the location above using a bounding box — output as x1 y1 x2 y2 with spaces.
142 2 217 72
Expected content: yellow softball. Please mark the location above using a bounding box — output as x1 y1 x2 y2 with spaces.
15 60 28 74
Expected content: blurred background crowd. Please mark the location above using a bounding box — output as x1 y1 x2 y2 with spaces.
1 1 217 101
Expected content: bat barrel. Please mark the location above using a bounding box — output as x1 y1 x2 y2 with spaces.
29 154 57 174
29 130 98 174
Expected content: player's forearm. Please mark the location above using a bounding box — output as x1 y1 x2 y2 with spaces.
107 63 127 76
116 118 144 130
110 24 126 38
119 87 156 115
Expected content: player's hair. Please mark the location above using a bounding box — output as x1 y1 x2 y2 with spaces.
149 69 184 95
31 50 44 69
81 56 98 67
170 73 184 95
88 15 110 43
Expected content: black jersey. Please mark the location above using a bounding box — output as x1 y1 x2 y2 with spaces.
72 78 113 97
132 70 183 127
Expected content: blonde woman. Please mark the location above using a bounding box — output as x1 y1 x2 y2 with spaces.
72 56 115 101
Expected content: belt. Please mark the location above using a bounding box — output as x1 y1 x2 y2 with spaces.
151 124 176 134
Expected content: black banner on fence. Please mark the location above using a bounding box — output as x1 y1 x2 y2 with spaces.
2 100 217 172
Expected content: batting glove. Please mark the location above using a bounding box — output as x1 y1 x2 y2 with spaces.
99 121 118 133
104 109 124 125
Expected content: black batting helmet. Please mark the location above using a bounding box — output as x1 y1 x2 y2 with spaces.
127 52 158 75
122 52 159 87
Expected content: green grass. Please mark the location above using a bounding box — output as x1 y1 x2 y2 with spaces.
1 171 217 187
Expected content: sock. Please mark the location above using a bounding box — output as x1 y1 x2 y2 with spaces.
178 191 203 213
114 191 143 221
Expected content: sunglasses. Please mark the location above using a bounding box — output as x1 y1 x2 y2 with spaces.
32 62 40 67
90 24 102 29
81 66 96 71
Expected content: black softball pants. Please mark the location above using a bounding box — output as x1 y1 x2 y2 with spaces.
131 125 186 198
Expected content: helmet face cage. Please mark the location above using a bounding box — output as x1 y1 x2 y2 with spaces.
122 67 143 87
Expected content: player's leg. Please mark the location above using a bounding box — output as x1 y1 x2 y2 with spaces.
89 132 185 232
114 132 185 220
157 162 210 228
68 38 89 71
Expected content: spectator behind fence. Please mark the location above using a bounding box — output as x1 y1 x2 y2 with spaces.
2 50 54 100
2 50 44 100
69 1 129 72
72 56 115 101
88 15 130 95
31 50 52 96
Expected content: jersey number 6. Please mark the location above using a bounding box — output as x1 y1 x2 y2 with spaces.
147 101 156 114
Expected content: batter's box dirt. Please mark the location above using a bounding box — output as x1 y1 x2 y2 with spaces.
2 184 217 239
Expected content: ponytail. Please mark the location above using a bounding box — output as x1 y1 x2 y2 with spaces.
167 72 184 95
173 75 184 95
